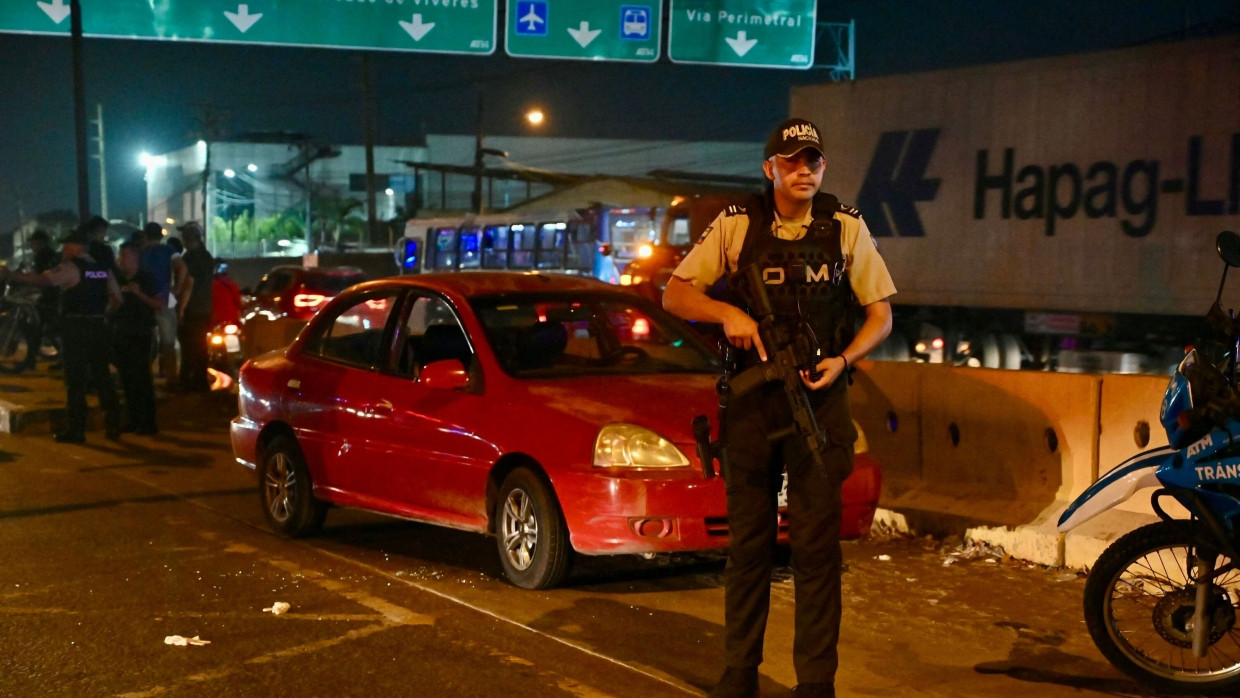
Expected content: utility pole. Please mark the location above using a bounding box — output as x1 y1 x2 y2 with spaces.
471 89 507 215
193 104 226 244
472 90 484 214
91 103 108 220
70 0 90 220
362 54 378 247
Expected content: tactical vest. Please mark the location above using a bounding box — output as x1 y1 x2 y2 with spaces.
732 192 857 361
61 256 111 317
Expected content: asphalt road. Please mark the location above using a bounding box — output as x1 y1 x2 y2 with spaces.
0 389 1184 697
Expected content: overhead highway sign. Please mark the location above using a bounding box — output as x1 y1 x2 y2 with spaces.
0 0 498 55
505 0 661 63
668 0 816 69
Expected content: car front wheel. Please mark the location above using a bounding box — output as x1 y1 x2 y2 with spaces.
494 469 571 589
259 435 327 538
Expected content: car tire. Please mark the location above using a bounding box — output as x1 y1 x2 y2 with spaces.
259 435 327 538
494 469 572 590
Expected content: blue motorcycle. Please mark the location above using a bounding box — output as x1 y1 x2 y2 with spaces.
1059 230 1240 694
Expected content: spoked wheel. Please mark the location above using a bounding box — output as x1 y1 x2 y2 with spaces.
1084 521 1240 694
259 435 327 538
494 468 571 590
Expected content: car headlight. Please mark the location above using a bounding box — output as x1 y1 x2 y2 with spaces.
593 424 690 468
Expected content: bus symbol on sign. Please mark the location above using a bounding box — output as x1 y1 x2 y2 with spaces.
515 1 548 36
620 6 650 40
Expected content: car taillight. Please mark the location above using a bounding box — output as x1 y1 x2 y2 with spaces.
223 324 239 335
293 293 326 309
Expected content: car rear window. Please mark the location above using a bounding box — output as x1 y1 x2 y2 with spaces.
302 273 366 294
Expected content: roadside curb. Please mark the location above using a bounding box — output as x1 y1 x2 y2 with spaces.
873 505 1158 571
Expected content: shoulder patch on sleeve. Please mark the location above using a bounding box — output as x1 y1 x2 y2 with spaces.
723 204 748 217
837 202 862 219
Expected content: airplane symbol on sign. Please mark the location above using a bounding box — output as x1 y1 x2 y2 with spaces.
515 2 548 36
520 8 544 32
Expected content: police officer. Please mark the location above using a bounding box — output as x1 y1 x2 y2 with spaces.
663 117 895 698
0 227 123 443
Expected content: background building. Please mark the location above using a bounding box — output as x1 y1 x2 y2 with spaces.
141 134 761 259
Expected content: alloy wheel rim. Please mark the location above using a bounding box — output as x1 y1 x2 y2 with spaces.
263 453 295 522
501 488 538 571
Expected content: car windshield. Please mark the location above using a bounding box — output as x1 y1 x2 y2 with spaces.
471 291 721 377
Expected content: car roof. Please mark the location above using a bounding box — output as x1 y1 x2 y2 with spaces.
267 264 367 276
354 272 619 298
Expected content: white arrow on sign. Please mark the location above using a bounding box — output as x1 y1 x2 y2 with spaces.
400 14 435 41
725 30 757 57
37 0 71 24
224 4 263 33
567 21 600 48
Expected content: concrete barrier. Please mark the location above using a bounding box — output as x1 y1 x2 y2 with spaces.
853 361 1102 565
854 361 1184 568
848 361 923 489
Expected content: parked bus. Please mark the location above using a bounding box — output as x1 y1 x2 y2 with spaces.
395 205 665 284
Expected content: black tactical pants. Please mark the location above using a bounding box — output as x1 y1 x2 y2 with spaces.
61 316 120 437
114 328 157 433
720 377 855 686
178 311 212 391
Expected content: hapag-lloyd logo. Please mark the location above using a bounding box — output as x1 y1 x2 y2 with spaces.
857 129 941 238
858 128 1240 237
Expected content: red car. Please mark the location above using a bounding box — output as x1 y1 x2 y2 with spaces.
239 265 369 359
231 272 882 589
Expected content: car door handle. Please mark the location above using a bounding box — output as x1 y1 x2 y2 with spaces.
371 399 393 416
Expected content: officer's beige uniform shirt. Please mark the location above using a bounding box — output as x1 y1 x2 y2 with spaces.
672 205 897 306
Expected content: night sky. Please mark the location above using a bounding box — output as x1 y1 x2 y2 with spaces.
1 0 1236 232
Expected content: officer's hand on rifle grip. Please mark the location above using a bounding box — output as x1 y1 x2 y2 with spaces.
801 355 847 390
721 305 767 361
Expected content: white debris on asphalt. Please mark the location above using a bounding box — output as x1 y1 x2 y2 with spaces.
942 539 1006 566
876 554 892 561
164 635 210 646
263 601 291 615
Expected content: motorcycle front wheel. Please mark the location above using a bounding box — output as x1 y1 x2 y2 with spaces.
1084 520 1240 694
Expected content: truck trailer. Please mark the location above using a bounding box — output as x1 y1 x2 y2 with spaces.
782 35 1240 372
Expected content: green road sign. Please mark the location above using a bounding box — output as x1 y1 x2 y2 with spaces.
505 0 661 63
0 0 497 55
668 0 815 69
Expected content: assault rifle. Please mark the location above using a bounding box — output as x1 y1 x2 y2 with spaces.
694 263 834 480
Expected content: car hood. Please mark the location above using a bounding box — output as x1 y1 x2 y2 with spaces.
515 373 718 443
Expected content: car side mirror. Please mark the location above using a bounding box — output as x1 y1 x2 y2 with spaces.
419 359 469 390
